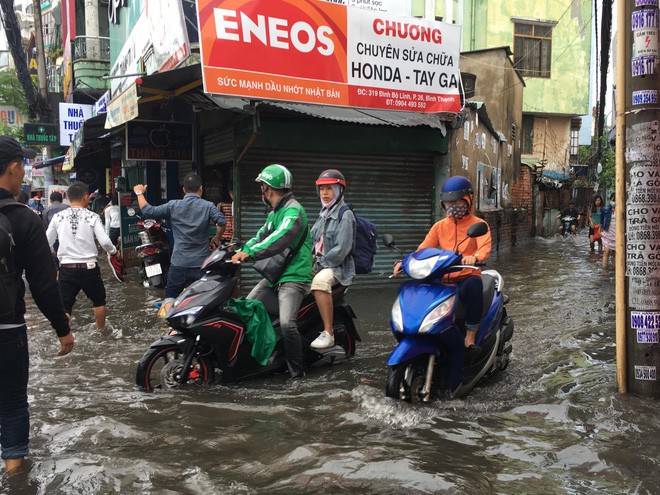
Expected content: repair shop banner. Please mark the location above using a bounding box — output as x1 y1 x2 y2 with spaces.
197 0 462 113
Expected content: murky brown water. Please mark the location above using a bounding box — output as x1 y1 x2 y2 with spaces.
2 234 659 494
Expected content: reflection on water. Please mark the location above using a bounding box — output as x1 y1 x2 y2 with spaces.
2 234 659 494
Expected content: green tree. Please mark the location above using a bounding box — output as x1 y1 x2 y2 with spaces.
578 136 615 190
0 0 50 120
0 121 23 140
0 70 29 115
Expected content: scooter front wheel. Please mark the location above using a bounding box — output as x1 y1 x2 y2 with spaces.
136 344 213 391
386 359 427 404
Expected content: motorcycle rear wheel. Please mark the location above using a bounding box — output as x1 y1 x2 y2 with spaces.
136 344 213 391
386 359 427 403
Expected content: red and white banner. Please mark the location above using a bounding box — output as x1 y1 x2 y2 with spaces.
197 0 462 113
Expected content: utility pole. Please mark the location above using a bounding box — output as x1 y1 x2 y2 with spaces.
616 0 660 396
31 0 50 122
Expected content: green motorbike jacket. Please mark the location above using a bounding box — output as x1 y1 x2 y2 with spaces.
240 193 312 285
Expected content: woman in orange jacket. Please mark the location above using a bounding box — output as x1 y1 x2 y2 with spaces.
393 176 492 353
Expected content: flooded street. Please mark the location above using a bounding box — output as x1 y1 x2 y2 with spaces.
3 234 659 494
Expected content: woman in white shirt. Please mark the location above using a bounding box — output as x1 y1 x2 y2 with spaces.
104 195 121 247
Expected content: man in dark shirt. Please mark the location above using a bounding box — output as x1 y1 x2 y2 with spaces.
557 201 581 236
42 191 69 229
0 136 74 475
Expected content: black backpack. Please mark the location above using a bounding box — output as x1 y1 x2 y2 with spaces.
339 205 378 274
0 198 22 321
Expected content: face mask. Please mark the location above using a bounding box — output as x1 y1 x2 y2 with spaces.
446 203 469 219
610 201 615 207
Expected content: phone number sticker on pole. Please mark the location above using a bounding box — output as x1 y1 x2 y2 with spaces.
634 365 657 381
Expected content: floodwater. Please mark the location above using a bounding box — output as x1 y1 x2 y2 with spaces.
2 234 659 494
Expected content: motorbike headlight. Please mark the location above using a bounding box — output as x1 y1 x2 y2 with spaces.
171 306 203 326
407 255 440 279
419 296 455 333
391 298 404 332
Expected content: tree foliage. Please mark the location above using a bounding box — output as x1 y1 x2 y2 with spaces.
0 121 23 140
578 136 615 190
0 70 29 115
0 0 50 121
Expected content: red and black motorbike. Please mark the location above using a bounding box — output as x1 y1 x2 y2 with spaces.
135 219 170 288
135 247 360 391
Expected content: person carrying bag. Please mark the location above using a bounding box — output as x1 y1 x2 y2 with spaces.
231 164 312 380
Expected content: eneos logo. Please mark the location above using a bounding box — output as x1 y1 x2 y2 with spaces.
199 0 347 83
214 9 335 56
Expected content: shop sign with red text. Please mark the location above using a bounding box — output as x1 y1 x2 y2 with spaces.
197 0 461 113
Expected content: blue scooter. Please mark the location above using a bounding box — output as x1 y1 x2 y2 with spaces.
383 222 514 403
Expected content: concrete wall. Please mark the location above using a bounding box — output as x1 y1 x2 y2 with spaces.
482 165 535 252
527 115 572 172
463 0 592 117
460 48 524 178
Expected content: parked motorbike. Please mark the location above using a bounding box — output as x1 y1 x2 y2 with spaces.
135 247 360 391
135 218 171 288
383 222 514 403
561 216 577 238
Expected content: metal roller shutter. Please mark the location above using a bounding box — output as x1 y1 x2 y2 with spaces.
201 126 234 167
237 149 435 290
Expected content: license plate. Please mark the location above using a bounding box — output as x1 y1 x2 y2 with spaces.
145 263 162 277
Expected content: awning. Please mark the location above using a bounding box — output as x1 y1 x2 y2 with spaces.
31 155 66 169
209 94 450 134
136 63 203 104
263 101 448 135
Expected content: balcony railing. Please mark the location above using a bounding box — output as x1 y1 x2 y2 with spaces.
72 36 110 62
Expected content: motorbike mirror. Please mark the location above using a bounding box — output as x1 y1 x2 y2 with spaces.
382 234 396 248
467 222 489 238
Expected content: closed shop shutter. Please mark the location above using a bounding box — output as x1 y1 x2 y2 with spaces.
237 148 435 290
201 126 234 167
178 161 194 179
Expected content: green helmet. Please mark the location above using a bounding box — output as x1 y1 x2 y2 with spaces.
255 164 293 189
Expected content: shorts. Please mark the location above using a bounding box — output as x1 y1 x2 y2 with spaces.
311 268 338 293
58 265 106 313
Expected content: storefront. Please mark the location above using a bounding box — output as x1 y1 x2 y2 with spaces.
197 107 448 289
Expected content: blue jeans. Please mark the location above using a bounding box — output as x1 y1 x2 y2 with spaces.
165 265 205 299
247 280 310 377
0 326 30 460
457 276 483 329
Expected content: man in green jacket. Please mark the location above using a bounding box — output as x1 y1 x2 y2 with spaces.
231 164 312 379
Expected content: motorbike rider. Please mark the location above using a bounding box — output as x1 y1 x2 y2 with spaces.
557 201 580 236
393 176 492 353
231 164 312 379
309 169 356 349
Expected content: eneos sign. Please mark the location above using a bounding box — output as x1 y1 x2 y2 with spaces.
197 0 461 113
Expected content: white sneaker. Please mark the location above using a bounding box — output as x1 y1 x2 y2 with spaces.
311 330 334 349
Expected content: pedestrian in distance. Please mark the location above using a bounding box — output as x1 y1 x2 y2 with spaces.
104 194 121 247
231 164 313 379
42 191 69 230
0 135 74 475
133 173 227 300
28 195 44 215
46 181 122 334
588 195 603 254
309 169 356 349
393 176 492 354
601 193 616 269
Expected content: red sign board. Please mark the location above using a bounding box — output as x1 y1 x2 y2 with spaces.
197 0 461 113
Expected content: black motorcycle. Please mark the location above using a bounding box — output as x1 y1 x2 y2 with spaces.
135 219 171 288
135 248 360 391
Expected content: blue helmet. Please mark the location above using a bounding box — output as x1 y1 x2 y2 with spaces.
441 176 474 203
